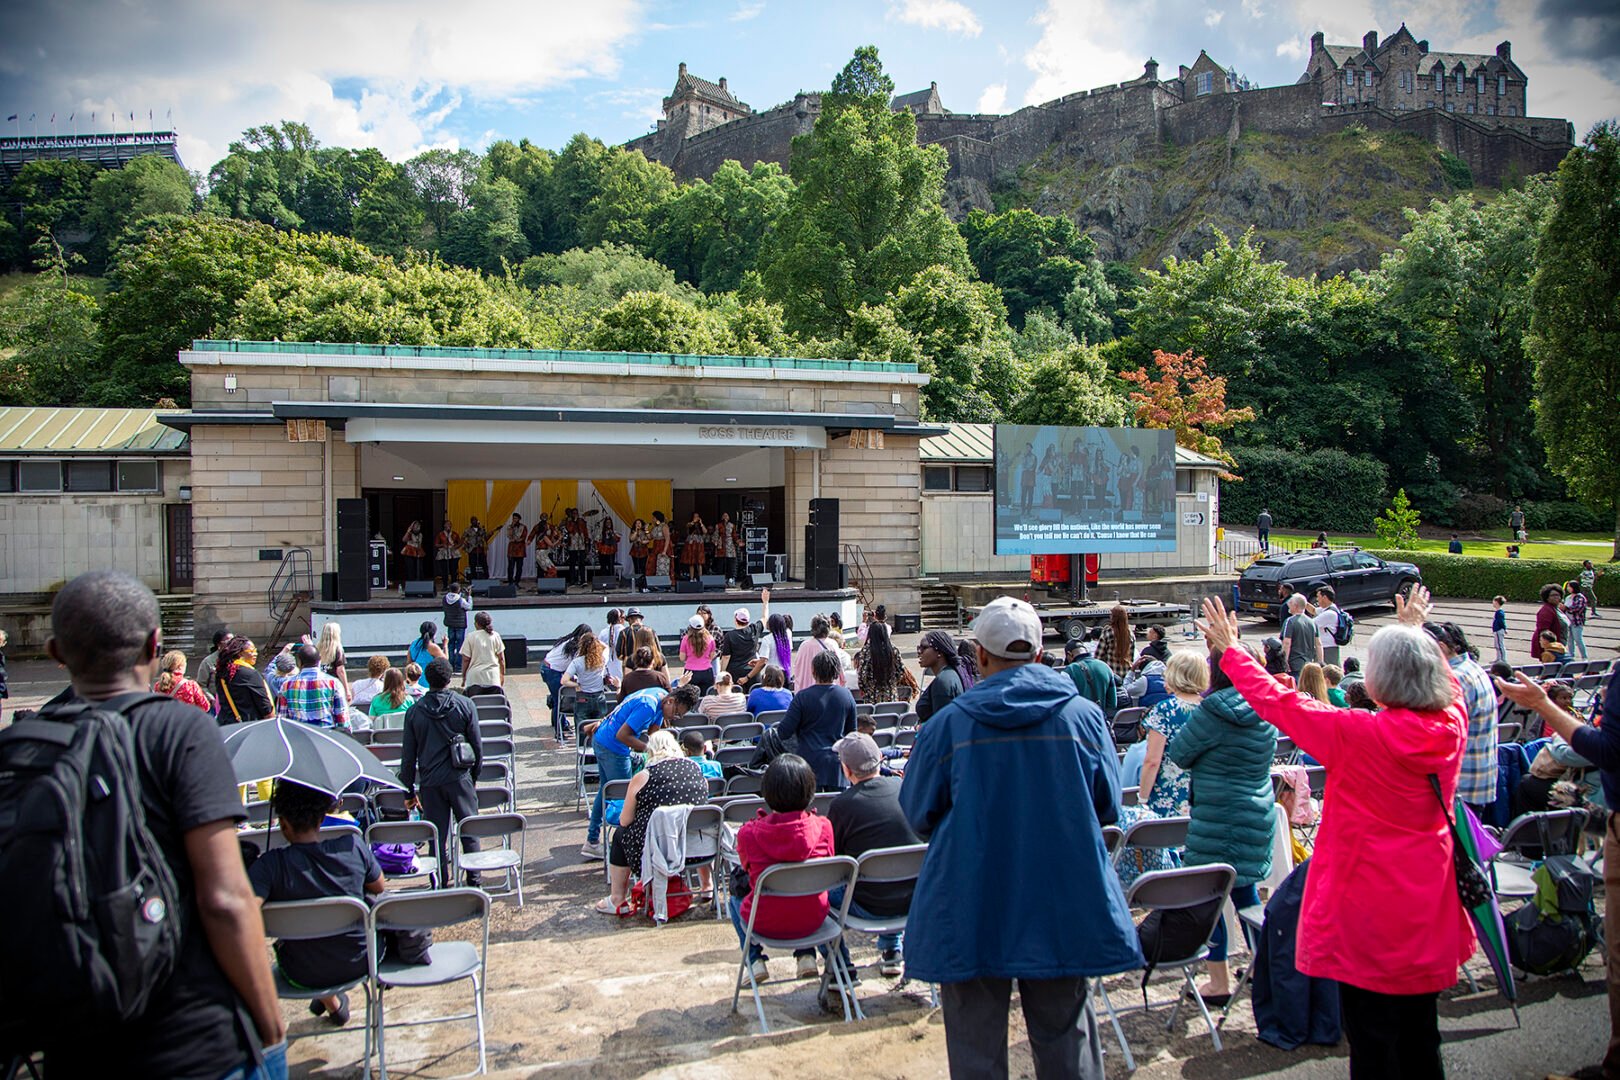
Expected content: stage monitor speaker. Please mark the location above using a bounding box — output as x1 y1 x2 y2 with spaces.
675 579 702 594
700 574 727 590
748 572 775 587
471 578 499 597
893 613 923 634
535 578 567 594
403 580 435 598
488 584 517 599
644 575 673 592
592 574 621 591
810 565 841 591
505 635 529 669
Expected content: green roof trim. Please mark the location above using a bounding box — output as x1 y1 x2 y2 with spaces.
190 340 920 375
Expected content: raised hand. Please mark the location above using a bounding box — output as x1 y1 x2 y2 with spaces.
1394 584 1432 626
1196 596 1240 652
1493 670 1552 713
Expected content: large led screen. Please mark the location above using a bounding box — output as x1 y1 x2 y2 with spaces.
993 426 1177 554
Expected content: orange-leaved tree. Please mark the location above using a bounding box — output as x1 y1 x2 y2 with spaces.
1119 348 1254 479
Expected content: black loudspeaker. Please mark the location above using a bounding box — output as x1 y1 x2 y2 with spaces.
700 574 727 589
471 578 499 597
321 572 338 602
336 572 369 602
336 499 371 600
810 565 841 591
644 575 673 592
805 524 819 580
403 580 436 598
336 498 368 552
505 636 528 669
488 584 517 599
809 497 840 528
748 572 775 587
675 580 702 594
592 575 621 591
535 578 567 594
894 613 923 634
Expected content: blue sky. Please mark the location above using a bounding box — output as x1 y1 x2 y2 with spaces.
1 0 1615 174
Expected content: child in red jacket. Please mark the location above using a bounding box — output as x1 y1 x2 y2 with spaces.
731 754 835 984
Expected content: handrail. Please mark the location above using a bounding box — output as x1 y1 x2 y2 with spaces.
842 543 876 610
268 548 314 620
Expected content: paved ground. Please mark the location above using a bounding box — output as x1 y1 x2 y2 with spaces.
3 594 1612 1078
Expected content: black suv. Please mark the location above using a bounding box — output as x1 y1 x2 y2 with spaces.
1236 548 1422 618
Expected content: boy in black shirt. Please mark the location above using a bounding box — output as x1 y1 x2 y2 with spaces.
37 571 284 1078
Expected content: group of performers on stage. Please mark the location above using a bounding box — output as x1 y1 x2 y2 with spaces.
401 507 747 593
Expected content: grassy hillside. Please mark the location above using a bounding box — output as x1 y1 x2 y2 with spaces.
995 126 1484 276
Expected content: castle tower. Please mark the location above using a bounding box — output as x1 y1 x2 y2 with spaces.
662 62 752 140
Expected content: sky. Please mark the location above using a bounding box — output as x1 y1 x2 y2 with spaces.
1 0 1616 175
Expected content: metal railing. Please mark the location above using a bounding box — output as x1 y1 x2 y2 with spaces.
267 548 314 646
843 543 876 610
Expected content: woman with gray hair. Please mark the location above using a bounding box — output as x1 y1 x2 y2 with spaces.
1198 587 1473 1078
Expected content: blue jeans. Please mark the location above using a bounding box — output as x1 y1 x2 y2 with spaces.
1208 883 1260 962
446 627 465 665
589 747 635 844
1570 624 1588 660
828 883 902 956
542 667 565 734
218 1041 287 1080
729 895 825 963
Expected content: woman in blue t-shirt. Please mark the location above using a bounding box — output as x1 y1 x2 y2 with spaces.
745 664 793 716
407 622 446 688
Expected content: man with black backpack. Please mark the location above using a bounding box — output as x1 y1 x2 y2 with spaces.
0 571 284 1076
400 657 484 884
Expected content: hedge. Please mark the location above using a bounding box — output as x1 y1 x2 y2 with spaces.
1222 448 1388 534
1363 549 1620 605
1441 494 1609 533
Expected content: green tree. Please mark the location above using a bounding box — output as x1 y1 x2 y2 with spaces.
517 243 694 307
205 121 319 229
483 139 556 252
1006 344 1127 426
960 208 1110 334
5 159 98 258
0 239 101 405
541 135 611 254
84 154 196 267
402 148 481 242
297 147 394 236
1527 122 1620 556
1376 182 1554 496
439 177 530 273
650 160 794 292
1374 488 1423 549
586 291 726 354
576 148 676 251
892 264 1019 421
762 47 970 335
352 163 424 256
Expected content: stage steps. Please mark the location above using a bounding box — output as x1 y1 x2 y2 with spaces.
157 594 196 656
919 581 961 630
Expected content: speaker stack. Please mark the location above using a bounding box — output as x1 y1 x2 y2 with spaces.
335 498 371 602
806 498 841 591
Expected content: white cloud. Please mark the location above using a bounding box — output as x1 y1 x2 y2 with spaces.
1275 37 1308 61
1241 0 1264 17
1204 9 1224 27
977 82 1008 113
730 1 766 21
1022 0 1146 105
886 0 984 38
0 0 646 171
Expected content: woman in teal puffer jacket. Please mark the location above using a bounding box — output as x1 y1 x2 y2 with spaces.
1168 639 1278 1003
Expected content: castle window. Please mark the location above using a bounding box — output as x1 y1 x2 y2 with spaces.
1506 105 1517 116
1400 71 1413 92
1486 104 1496 116
1466 102 1476 114
1446 102 1455 112
1401 44 1409 56
1498 76 1506 95
1456 71 1464 93
1195 71 1214 96
1477 74 1486 94
1364 70 1374 88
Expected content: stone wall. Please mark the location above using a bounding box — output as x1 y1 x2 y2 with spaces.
785 439 922 615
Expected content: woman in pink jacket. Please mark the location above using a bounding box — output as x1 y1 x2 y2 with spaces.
1200 589 1472 1079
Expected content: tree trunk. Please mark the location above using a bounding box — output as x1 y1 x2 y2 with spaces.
1613 497 1620 562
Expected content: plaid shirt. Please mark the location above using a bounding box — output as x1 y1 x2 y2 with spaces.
277 666 348 727
1451 655 1498 806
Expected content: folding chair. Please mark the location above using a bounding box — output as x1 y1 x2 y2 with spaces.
455 812 527 906
873 701 910 717
726 774 764 796
1218 902 1269 1030
706 776 727 799
375 790 410 820
715 745 757 768
712 712 754 728
731 856 861 1033
898 712 919 729
478 719 513 741
1491 808 1587 900
371 744 404 768
855 703 875 717
477 760 512 795
683 804 725 905
1102 825 1124 859
754 710 787 727
338 792 368 817
841 843 935 1005
1496 721 1522 744
681 724 723 744
870 729 896 749
245 800 274 827
1516 663 1547 679
475 786 512 813
722 796 766 824
1095 863 1237 1070
474 700 511 723
482 737 516 790
600 779 633 877
810 791 838 816
1113 815 1190 869
370 888 490 1079
371 728 405 746
1274 735 1299 764
349 728 376 745
721 722 766 744
895 730 918 750
265 823 362 851
260 897 374 1074
1112 706 1148 745
1303 765 1327 800
575 743 598 810
1120 786 1140 808
367 820 441 890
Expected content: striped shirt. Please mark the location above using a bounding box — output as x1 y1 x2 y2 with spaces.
1451 655 1498 806
277 666 348 728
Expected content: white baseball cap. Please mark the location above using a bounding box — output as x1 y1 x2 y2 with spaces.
734 607 751 625
971 597 1044 661
688 615 706 629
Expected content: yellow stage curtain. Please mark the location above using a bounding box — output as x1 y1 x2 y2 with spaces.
539 480 578 524
486 481 531 531
591 481 634 527
631 480 672 527
445 480 487 571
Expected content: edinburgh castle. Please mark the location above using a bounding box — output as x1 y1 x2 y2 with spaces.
626 23 1575 218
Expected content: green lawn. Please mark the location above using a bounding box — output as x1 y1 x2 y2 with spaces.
1268 529 1614 562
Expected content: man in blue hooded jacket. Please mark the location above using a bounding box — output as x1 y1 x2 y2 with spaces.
900 596 1142 1079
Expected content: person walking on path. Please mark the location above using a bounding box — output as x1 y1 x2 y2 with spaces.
1509 505 1526 541
1581 560 1604 618
1563 580 1590 660
901 597 1140 1079
1200 587 1472 1079
1498 659 1620 1079
1256 508 1272 552
442 582 471 663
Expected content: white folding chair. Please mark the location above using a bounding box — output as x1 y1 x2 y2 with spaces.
754 709 787 727
712 712 754 728
1096 863 1237 1070
683 804 725 904
726 774 764 796
1491 809 1587 900
455 812 527 906
371 728 406 746
366 819 441 890
721 722 766 744
841 844 935 1005
369 889 491 1079
810 791 839 815
873 701 910 717
477 719 513 742
715 745 757 768
474 785 512 813
260 897 374 1075
731 856 861 1033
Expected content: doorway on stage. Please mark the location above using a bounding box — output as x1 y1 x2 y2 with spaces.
674 486 784 582
364 487 445 587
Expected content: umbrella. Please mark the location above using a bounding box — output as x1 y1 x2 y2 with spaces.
221 718 403 797
1451 795 1519 1025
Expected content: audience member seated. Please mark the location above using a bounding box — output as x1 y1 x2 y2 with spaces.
1133 625 1170 669
1539 631 1567 664
698 672 749 719
1122 659 1170 708
402 663 427 699
746 665 793 716
599 730 710 915
1323 664 1348 706
827 733 921 976
778 650 859 791
1517 683 1593 813
731 754 837 984
249 779 384 1026
855 714 906 775
681 728 724 780
368 668 412 727
349 655 390 710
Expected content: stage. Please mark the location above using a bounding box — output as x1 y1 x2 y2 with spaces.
310 585 862 655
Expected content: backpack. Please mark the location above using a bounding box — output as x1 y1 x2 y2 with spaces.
1506 855 1599 975
1331 608 1355 646
0 693 183 1045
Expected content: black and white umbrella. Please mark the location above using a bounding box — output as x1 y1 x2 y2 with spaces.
221 717 403 797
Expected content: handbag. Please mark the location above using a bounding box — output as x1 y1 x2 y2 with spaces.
431 707 477 771
1429 774 1492 908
